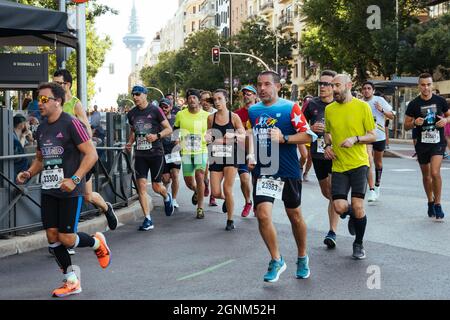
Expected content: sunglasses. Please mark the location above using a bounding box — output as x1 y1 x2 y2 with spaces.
53 81 66 86
318 81 333 87
132 92 142 96
160 104 170 109
243 91 255 96
38 95 57 104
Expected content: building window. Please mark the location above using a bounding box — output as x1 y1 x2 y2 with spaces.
193 6 196 14
192 21 195 32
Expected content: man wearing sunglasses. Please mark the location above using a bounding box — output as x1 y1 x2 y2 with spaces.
53 69 117 236
159 98 181 209
234 85 258 218
303 70 342 249
126 85 174 231
16 82 111 297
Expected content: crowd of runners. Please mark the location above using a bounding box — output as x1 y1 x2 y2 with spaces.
15 69 450 296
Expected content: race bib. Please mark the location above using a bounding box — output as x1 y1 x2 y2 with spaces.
212 144 233 157
185 134 201 152
256 177 285 200
421 130 440 144
41 168 64 190
316 137 325 154
165 152 181 164
136 134 152 151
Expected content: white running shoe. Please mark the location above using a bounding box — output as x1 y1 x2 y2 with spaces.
367 189 377 202
67 248 76 255
374 186 381 198
173 199 179 208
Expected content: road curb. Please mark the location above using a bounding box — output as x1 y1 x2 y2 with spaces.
384 149 415 160
0 199 147 259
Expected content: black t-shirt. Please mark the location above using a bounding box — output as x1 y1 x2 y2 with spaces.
162 115 177 155
303 97 331 160
127 104 167 157
406 94 448 147
36 112 89 198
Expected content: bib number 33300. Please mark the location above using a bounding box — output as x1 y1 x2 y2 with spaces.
256 177 285 200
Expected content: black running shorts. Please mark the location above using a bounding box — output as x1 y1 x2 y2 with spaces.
41 194 83 233
312 158 332 181
331 166 369 200
252 176 302 209
134 155 164 182
415 144 446 165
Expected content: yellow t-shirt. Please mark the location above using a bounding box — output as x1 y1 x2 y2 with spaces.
174 108 209 155
325 98 375 173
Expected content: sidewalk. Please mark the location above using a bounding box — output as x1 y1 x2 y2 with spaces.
0 198 148 259
384 138 416 160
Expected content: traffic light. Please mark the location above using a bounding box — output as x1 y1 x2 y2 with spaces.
212 47 220 64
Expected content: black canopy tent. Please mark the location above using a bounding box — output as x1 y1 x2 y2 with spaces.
0 0 77 48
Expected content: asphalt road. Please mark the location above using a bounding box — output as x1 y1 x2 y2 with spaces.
0 157 449 300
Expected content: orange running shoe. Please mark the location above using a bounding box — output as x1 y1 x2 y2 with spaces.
94 232 111 269
52 278 82 297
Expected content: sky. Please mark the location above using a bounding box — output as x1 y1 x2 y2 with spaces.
91 0 178 110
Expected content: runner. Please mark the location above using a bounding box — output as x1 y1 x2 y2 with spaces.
200 90 218 207
323 74 376 260
206 89 245 230
404 73 450 219
303 70 340 249
174 89 210 218
160 98 181 209
16 82 111 297
53 69 117 234
248 71 317 282
125 85 174 231
361 81 394 202
234 85 257 217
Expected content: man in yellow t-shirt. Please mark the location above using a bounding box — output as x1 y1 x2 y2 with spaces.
174 89 210 219
323 74 376 260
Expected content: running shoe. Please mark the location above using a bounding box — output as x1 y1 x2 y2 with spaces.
435 204 445 220
164 193 174 216
296 255 311 279
428 202 436 218
173 199 180 208
204 179 210 197
196 208 205 219
241 202 252 218
303 173 309 182
93 232 111 269
52 278 82 298
352 242 366 260
367 189 377 202
225 220 235 231
67 248 76 255
192 191 198 206
222 201 227 213
340 205 352 220
443 152 449 159
323 231 337 249
374 186 381 198
264 257 286 283
209 195 218 207
138 217 154 231
105 202 118 230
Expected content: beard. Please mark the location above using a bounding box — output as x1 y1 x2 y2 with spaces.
334 89 348 103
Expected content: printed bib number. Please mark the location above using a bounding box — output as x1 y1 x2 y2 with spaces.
256 177 285 200
165 152 181 164
212 144 233 157
136 134 152 150
316 137 325 154
185 134 201 152
41 168 64 190
421 130 440 144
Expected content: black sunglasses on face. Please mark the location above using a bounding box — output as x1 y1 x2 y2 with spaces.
132 92 142 96
318 82 333 87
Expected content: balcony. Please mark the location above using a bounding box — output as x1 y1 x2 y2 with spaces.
260 1 274 14
279 13 294 31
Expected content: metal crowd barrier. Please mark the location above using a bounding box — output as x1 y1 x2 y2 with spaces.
0 146 138 236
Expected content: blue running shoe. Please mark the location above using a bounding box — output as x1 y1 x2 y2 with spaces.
263 257 286 283
428 202 436 218
138 217 154 231
323 231 337 249
296 255 311 279
435 204 445 220
164 193 174 216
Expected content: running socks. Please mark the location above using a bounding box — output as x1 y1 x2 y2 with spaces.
375 168 383 187
49 242 72 273
354 216 367 245
74 232 96 248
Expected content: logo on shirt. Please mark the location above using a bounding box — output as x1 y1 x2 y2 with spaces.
56 132 64 139
253 114 278 147
254 115 278 128
41 146 64 157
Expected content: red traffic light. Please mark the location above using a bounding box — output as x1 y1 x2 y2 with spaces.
211 47 220 64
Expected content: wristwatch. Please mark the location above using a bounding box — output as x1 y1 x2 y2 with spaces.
283 135 289 144
157 133 161 140
71 175 81 185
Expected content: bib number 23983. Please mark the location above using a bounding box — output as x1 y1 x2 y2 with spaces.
256 178 284 200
